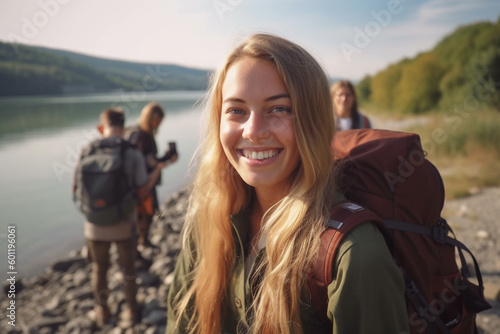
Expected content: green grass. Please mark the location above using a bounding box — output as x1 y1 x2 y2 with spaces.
364 107 500 199
436 111 500 156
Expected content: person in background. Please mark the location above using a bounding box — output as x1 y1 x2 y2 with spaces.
331 80 372 131
74 108 165 327
165 33 408 334
124 102 178 248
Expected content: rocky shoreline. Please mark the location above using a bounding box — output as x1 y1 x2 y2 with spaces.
2 187 499 333
1 189 189 334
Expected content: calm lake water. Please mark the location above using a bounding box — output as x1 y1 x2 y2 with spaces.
0 90 205 278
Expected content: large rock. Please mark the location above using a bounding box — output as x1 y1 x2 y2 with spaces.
143 309 167 326
137 271 160 287
3 278 24 296
51 257 86 272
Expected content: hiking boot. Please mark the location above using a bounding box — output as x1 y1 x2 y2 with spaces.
94 305 111 327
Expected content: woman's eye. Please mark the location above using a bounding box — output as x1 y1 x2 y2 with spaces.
226 108 245 115
271 106 291 113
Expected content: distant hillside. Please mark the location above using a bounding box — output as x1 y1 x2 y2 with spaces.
356 18 500 114
0 42 210 97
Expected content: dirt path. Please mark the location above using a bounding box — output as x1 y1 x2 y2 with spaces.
369 114 433 131
443 187 500 333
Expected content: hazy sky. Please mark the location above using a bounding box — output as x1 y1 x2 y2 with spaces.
1 0 499 80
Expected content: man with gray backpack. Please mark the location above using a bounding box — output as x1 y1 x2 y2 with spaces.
73 108 166 327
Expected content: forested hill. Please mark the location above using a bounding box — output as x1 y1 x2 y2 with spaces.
357 18 500 114
0 42 210 97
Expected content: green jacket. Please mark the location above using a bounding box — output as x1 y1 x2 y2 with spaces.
166 211 410 333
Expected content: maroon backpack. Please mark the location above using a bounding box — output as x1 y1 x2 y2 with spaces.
308 129 491 334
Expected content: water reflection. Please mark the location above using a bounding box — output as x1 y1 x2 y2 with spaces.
0 90 205 138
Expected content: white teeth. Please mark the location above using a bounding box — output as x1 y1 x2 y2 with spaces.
243 150 278 160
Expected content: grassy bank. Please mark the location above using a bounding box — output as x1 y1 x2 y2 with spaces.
366 107 500 199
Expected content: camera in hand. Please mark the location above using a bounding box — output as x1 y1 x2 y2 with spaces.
158 141 177 162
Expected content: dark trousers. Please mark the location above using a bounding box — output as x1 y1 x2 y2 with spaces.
137 212 153 246
87 239 138 311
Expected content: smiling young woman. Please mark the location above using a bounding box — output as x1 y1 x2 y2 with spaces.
220 57 300 204
166 33 408 334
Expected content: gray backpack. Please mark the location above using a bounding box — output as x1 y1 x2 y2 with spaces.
74 137 136 225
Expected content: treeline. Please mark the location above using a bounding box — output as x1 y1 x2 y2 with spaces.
0 42 210 97
357 18 500 114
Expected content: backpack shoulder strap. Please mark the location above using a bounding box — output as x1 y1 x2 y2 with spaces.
116 138 133 180
307 201 383 326
118 137 132 154
124 125 143 148
80 139 102 158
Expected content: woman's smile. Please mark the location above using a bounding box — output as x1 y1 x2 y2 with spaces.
239 148 281 159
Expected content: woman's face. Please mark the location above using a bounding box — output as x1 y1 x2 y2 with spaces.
220 57 300 195
333 86 354 117
150 114 163 131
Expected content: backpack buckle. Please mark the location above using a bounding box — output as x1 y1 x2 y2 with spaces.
405 278 420 295
341 202 364 212
327 219 343 229
432 224 447 243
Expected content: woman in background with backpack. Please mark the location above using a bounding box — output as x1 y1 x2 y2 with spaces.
331 80 372 131
166 34 409 334
124 102 178 248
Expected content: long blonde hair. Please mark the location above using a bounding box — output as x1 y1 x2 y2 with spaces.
174 33 336 334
